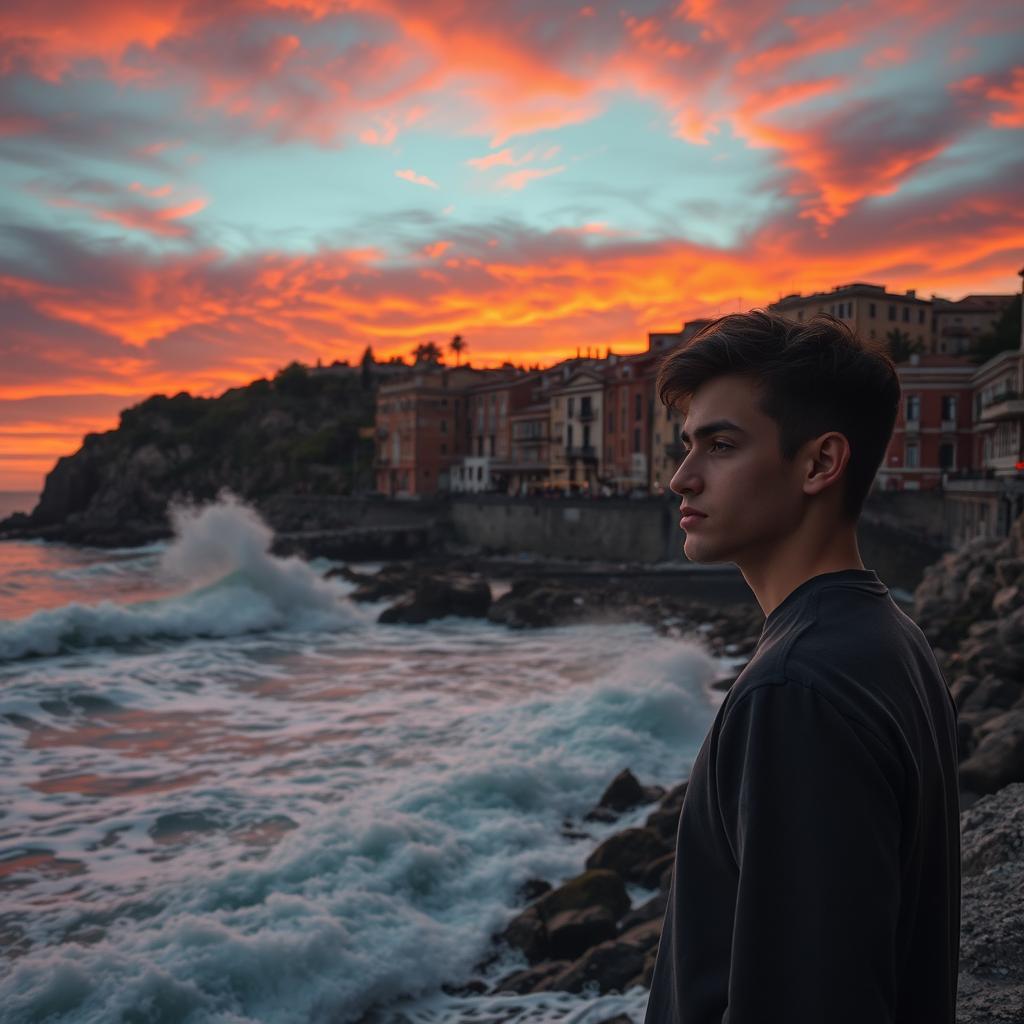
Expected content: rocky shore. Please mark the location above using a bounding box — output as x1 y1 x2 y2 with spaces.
338 518 1024 1022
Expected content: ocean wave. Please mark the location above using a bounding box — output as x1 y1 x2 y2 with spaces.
0 493 358 661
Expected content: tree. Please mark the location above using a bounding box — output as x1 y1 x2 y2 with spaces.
969 297 1022 365
885 328 923 364
412 341 444 364
449 333 467 366
360 345 375 390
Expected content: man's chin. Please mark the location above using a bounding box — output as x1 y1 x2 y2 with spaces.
682 536 730 565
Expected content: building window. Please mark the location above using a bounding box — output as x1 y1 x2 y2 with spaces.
906 442 919 467
906 394 920 422
918 309 925 324
889 305 896 321
441 443 447 454
902 306 910 322
441 419 447 433
633 427 641 451
869 303 876 318
567 424 574 448
568 396 575 417
608 412 614 432
939 443 954 470
941 396 956 421
634 393 642 420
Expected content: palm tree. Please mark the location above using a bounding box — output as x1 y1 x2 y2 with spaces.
885 328 923 364
449 334 467 366
412 341 444 364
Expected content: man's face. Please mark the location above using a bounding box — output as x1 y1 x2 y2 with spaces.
668 374 807 566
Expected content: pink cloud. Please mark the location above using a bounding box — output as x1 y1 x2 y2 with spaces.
395 168 439 189
496 165 566 191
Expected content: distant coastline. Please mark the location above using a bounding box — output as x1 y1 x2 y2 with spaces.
0 492 38 519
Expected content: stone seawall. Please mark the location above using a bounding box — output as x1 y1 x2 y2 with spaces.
449 495 678 563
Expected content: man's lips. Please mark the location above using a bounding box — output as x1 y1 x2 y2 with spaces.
679 506 707 528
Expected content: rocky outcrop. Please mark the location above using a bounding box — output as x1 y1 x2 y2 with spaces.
0 367 377 546
915 514 1024 802
473 769 1024 1021
377 575 491 624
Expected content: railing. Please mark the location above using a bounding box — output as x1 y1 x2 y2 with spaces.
577 407 595 422
983 389 1022 410
566 445 597 460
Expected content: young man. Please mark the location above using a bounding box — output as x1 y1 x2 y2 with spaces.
643 311 960 1024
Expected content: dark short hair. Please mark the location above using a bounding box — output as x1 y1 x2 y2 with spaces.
656 309 900 521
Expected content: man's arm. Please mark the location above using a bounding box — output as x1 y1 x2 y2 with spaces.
715 680 903 1024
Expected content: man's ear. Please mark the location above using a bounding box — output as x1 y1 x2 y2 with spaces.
802 431 850 498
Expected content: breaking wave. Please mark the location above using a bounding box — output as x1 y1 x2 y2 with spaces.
0 493 357 661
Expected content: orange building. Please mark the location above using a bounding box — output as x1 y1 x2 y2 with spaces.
771 282 933 351
932 294 1016 356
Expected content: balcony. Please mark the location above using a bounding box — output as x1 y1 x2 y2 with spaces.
904 418 920 433
566 445 598 461
980 390 1024 423
577 406 596 422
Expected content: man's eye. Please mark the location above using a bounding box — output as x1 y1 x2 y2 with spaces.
709 440 732 453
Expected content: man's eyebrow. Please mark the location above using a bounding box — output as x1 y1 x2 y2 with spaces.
678 419 748 444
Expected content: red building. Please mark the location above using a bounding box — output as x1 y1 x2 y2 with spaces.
374 364 480 496
602 351 659 493
878 355 975 491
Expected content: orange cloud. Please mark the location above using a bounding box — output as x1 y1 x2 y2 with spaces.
953 66 1024 128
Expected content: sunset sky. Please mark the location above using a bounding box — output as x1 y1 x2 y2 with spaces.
1 1 1023 492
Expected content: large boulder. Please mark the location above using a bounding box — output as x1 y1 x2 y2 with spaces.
546 905 619 960
535 868 631 922
584 768 665 821
585 827 672 884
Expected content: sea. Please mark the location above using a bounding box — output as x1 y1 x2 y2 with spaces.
0 492 733 1024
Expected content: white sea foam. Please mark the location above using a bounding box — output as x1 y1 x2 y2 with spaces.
0 624 716 1024
0 493 358 660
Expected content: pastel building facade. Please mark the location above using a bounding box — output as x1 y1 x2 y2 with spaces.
770 282 933 350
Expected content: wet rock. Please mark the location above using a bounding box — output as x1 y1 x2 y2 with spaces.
640 851 676 889
378 574 491 624
537 938 647 995
535 868 631 923
645 781 688 842
516 877 551 904
585 827 671 884
496 906 547 964
585 768 665 820
618 890 668 932
493 960 572 995
546 905 618 960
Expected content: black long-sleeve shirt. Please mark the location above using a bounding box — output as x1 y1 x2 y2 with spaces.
644 568 960 1024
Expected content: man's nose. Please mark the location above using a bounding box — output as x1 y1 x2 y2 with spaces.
669 456 701 497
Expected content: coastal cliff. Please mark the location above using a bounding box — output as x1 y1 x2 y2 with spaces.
0 363 376 546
